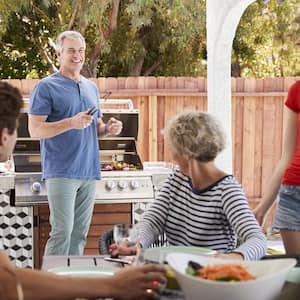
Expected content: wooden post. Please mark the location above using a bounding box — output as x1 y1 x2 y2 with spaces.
149 95 158 161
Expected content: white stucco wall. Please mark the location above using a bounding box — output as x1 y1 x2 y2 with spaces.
206 0 256 173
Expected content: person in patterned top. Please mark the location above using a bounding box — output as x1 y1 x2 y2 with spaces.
110 111 267 260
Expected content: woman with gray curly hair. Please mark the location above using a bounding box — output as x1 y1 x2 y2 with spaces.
111 111 267 260
164 111 226 162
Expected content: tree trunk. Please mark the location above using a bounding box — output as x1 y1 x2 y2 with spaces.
81 47 100 77
81 0 121 77
129 52 146 76
143 60 161 76
231 61 242 77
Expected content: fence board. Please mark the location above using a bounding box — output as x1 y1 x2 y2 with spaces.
8 77 299 212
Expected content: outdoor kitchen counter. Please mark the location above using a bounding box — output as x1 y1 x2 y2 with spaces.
13 169 171 206
11 166 172 268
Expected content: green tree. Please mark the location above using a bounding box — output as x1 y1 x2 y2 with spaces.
0 0 206 78
0 0 299 79
233 0 300 77
103 0 206 76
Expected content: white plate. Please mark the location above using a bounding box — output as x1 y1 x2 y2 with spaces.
48 266 118 278
144 246 215 263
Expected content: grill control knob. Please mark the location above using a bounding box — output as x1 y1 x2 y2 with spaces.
31 182 41 193
130 180 139 189
118 180 128 190
105 181 116 191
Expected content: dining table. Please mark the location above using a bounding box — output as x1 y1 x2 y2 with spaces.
42 255 185 300
42 254 300 300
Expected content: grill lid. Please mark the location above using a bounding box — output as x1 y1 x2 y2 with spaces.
101 109 138 140
17 110 139 139
14 100 141 172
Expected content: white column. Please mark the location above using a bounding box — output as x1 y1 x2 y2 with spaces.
206 0 255 173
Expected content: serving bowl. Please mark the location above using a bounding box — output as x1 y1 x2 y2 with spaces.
166 253 296 300
144 245 215 263
286 266 300 283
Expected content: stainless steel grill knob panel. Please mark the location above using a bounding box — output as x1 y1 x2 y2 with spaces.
118 180 128 190
130 180 139 189
105 180 116 191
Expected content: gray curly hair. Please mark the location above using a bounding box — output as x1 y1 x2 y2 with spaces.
163 111 226 162
55 31 86 52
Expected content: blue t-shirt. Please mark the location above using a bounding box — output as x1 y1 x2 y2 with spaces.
29 72 101 180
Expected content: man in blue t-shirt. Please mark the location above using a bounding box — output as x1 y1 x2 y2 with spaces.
29 31 123 255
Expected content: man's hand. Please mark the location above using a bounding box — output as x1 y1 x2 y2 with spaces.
109 264 166 300
71 110 93 129
106 117 123 135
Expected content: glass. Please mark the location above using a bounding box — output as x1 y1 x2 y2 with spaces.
113 223 140 246
133 247 146 266
133 247 167 297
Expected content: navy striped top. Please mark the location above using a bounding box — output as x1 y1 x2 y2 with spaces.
140 171 267 260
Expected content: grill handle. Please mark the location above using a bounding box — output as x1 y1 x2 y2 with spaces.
22 97 134 111
100 99 134 110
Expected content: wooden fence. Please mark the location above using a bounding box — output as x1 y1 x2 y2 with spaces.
6 77 300 213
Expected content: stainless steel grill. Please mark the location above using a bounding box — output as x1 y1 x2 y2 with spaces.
12 99 160 206
8 98 173 268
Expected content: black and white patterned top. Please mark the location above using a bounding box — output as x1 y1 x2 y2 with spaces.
140 171 267 260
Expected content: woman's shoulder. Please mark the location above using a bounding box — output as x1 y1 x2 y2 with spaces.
288 81 300 96
218 175 243 190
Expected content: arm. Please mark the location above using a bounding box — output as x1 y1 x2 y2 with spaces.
109 174 172 257
138 174 175 248
0 251 165 300
221 184 267 260
18 265 165 300
254 107 298 225
28 111 93 139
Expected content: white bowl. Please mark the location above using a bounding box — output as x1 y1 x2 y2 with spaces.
286 267 300 283
166 253 296 300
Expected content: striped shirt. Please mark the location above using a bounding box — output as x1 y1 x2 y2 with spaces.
140 171 267 260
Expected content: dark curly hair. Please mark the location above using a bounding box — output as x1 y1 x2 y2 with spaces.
0 81 23 135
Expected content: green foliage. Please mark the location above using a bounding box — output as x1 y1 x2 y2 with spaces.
233 0 300 77
0 4 52 78
0 0 298 78
102 0 206 76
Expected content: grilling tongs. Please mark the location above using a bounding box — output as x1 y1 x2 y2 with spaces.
87 106 98 116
